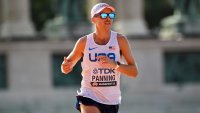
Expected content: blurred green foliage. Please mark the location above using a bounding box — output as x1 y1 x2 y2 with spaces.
30 0 56 31
31 0 175 31
144 0 174 29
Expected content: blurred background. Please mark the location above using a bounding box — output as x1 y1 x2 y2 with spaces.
0 0 200 113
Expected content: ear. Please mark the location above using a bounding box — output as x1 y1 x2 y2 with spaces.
91 17 96 24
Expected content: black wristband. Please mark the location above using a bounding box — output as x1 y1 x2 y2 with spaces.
116 61 121 65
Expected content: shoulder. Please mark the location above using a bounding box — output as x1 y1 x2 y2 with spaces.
77 36 87 45
111 30 126 42
116 33 129 47
117 33 127 41
74 36 87 52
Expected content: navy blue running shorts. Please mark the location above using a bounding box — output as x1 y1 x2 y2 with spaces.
76 96 119 113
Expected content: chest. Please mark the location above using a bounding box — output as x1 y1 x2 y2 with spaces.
86 45 119 62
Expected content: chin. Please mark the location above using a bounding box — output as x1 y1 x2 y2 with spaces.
105 24 112 27
103 26 111 30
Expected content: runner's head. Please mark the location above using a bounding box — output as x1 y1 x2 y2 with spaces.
91 3 115 18
91 3 116 28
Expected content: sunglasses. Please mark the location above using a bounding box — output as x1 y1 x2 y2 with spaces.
94 13 116 19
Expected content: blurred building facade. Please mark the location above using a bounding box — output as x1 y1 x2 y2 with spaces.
0 0 35 37
0 0 200 113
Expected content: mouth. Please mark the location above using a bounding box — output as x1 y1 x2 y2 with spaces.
105 21 111 25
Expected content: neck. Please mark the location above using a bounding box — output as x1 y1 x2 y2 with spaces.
94 26 111 40
93 26 111 45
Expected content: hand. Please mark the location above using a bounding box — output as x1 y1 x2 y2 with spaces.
61 57 73 74
96 55 117 69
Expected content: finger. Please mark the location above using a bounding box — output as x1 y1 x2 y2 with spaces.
62 62 73 68
63 67 72 72
62 69 72 74
96 56 109 62
62 68 72 74
102 57 109 62
64 56 68 63
96 55 107 60
61 66 72 73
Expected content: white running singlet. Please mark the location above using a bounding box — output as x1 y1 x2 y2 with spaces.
77 31 122 105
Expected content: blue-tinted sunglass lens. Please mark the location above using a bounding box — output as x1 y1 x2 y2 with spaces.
101 13 108 19
109 13 115 19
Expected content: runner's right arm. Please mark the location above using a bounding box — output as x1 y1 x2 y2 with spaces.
61 37 86 74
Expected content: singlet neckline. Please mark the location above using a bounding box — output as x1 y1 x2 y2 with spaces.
92 31 113 46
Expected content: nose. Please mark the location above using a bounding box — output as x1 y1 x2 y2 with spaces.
105 16 112 21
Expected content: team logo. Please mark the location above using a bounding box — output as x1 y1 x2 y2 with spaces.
89 47 98 51
91 82 98 87
91 81 117 87
93 68 98 74
91 68 117 87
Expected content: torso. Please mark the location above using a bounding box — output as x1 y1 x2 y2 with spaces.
77 30 122 105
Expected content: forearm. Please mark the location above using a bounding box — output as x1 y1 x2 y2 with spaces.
66 50 83 68
96 55 138 77
115 64 138 78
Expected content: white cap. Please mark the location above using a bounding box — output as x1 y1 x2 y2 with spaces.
91 3 115 18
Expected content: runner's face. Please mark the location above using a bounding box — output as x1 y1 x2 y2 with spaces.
92 8 115 29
